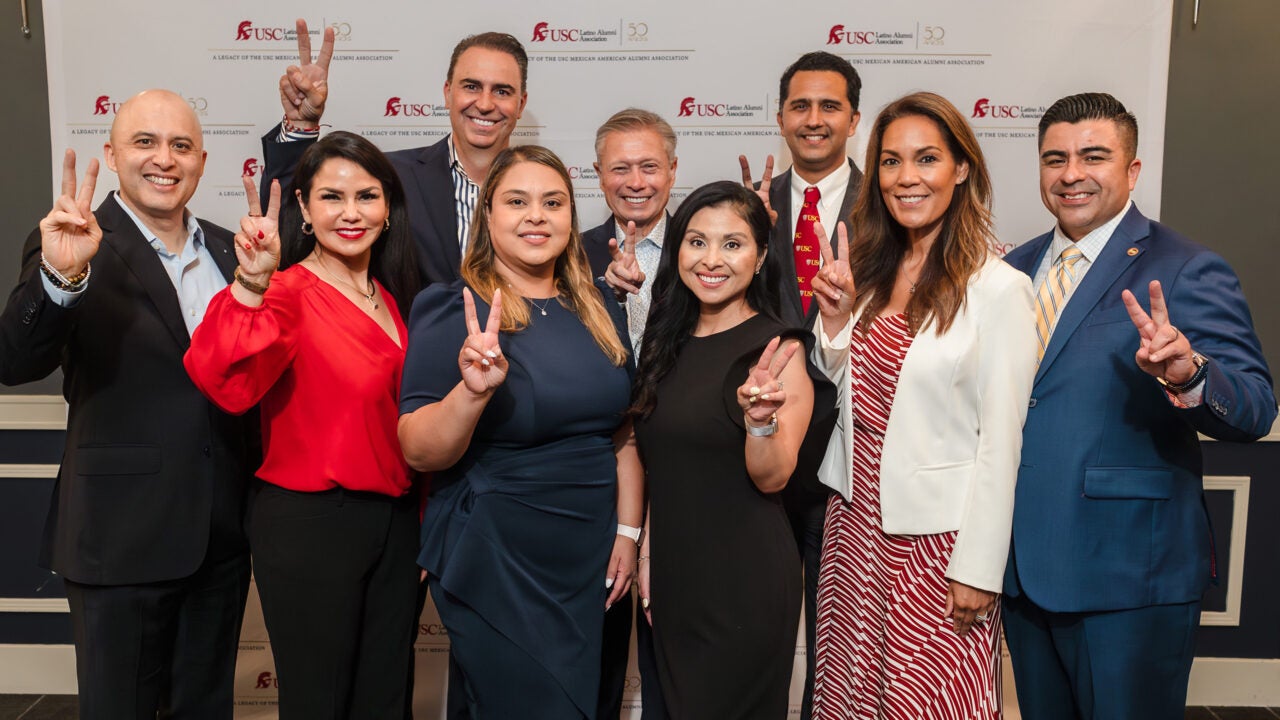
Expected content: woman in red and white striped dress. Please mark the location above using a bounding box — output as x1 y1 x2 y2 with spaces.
807 92 1038 719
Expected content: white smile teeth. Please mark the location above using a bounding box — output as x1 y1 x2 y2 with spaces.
471 117 496 127
898 195 925 203
1064 193 1090 199
697 274 727 284
623 197 649 204
146 176 177 186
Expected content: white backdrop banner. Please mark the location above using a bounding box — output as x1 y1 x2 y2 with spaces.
42 1 1172 717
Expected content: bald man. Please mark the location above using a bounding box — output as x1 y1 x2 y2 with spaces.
0 90 256 719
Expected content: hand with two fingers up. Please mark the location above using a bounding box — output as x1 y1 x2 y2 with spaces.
459 288 508 396
737 335 802 429
279 19 335 130
41 149 102 282
1122 280 1200 387
229 176 282 306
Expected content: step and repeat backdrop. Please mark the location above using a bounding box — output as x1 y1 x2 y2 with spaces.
42 1 1172 716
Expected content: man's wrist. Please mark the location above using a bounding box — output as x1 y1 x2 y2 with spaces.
1158 352 1209 393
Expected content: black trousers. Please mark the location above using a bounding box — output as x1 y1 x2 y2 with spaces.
250 482 419 720
782 484 827 720
598 589 668 719
64 549 250 720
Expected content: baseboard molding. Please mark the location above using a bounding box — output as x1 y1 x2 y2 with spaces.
0 643 1275 705
1186 657 1280 706
0 395 66 430
0 644 76 694
0 598 69 613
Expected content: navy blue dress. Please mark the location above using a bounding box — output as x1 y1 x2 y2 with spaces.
400 280 632 719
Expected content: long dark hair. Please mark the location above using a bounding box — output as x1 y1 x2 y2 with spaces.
630 180 782 418
279 131 422 320
848 91 993 335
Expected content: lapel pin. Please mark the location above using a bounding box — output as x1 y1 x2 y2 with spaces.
1127 247 1139 256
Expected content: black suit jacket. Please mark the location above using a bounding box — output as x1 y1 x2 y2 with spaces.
262 127 461 286
0 194 255 586
767 158 864 327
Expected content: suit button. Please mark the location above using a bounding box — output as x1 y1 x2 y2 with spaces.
1028 398 1037 408
202 446 211 457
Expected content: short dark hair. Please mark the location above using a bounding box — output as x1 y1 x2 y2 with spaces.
1038 92 1138 159
778 52 862 111
447 32 529 93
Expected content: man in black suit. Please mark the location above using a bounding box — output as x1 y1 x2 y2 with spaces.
585 108 678 719
261 19 527 286
0 90 254 719
740 51 864 719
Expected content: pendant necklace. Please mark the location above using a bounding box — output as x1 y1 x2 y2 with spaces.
529 296 553 316
314 249 378 310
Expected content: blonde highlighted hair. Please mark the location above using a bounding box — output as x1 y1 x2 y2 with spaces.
461 145 628 366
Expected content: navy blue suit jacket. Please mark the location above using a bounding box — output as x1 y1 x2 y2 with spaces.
261 127 461 286
1003 204 1275 612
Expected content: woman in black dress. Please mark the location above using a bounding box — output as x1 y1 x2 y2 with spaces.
631 181 815 718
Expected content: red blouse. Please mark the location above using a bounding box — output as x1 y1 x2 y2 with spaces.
184 264 411 496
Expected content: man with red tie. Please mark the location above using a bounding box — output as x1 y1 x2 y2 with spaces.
741 51 863 720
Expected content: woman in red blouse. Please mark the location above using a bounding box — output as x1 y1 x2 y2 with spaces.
185 131 422 718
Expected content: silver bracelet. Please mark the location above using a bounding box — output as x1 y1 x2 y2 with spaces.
745 413 778 437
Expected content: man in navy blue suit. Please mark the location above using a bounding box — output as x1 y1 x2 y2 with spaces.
1002 92 1276 719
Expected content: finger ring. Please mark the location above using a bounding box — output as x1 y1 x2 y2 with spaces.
975 613 988 622
777 380 785 390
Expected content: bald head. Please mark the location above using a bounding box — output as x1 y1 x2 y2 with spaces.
104 89 208 228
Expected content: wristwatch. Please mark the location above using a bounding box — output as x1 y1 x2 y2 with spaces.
1158 352 1208 393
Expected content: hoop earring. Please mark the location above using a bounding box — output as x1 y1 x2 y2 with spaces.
301 220 313 235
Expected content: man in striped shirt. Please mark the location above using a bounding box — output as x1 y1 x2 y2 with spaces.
260 19 528 287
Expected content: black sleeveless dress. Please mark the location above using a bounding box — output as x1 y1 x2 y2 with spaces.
636 314 803 719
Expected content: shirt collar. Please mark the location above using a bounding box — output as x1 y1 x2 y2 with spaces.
113 192 203 258
790 159 851 212
447 135 477 186
614 214 667 249
1049 199 1133 264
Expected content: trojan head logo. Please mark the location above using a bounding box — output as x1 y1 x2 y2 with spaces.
93 95 122 115
532 22 550 42
827 24 845 45
972 98 991 118
678 97 696 117
235 20 291 41
236 21 253 41
255 671 278 689
242 159 261 178
384 97 402 117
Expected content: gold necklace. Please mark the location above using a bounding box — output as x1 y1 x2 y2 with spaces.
314 248 378 310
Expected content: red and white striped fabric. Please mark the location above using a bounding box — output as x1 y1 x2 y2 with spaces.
813 313 1002 720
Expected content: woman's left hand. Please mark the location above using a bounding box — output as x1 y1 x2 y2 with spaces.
945 580 998 638
737 336 801 426
605 534 637 610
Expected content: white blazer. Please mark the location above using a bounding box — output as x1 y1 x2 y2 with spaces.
812 255 1037 592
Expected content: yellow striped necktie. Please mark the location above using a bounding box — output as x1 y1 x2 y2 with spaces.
1034 245 1085 363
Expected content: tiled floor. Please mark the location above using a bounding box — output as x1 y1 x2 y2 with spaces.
0 698 1275 720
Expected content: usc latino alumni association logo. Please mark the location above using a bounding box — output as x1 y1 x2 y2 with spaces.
971 98 1045 120
530 21 617 43
92 94 206 116
383 96 443 117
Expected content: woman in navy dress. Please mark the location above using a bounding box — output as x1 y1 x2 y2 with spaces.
398 145 642 719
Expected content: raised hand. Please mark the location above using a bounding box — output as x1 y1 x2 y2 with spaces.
603 220 646 298
459 288 508 394
279 19 334 127
234 176 281 284
40 149 102 278
812 220 856 331
737 336 801 425
738 154 778 227
1122 280 1196 385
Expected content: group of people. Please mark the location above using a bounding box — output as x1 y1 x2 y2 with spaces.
1 16 1274 720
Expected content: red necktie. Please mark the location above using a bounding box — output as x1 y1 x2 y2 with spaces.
793 185 821 314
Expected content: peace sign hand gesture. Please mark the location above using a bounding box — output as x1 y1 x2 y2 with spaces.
811 220 856 334
738 154 778 227
459 288 508 395
737 336 801 425
40 149 102 278
603 220 646 299
279 18 334 128
1122 280 1197 385
234 176 281 284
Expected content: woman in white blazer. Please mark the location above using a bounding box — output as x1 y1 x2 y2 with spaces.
806 92 1037 720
